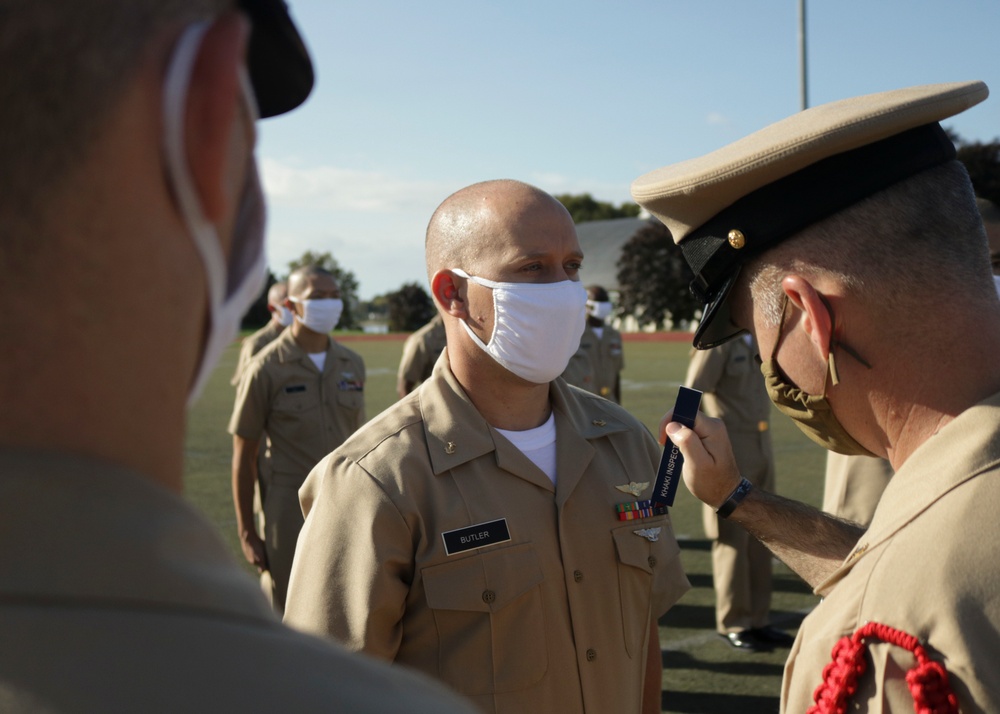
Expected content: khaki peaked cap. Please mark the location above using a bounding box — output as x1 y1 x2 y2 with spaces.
631 81 989 348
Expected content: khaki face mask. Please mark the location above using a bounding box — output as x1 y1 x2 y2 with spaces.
759 294 876 457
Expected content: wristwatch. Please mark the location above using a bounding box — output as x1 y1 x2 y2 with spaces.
716 477 753 519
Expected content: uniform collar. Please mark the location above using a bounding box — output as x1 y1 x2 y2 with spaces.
421 349 634 481
271 327 340 368
815 390 1000 596
0 449 276 625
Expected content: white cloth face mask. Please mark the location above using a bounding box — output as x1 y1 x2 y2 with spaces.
452 269 587 384
289 297 344 334
162 22 267 407
587 300 614 321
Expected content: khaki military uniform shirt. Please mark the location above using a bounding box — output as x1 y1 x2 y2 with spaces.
229 328 366 482
782 391 1000 713
231 319 285 385
285 350 690 714
0 450 476 714
398 314 447 387
822 453 894 527
562 325 625 402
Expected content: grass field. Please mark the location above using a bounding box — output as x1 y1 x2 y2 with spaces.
184 332 828 714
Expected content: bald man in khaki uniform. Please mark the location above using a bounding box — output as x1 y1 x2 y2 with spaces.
285 180 689 714
231 281 291 386
396 312 447 398
231 266 366 613
686 336 792 651
634 82 1000 712
0 1 476 711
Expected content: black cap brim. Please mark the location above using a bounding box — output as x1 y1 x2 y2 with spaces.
691 267 747 350
239 0 314 118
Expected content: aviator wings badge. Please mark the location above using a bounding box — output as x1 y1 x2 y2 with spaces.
633 527 662 542
616 481 650 498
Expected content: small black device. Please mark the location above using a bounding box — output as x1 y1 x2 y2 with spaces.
651 386 703 507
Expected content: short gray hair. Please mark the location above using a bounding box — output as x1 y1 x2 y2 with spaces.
745 160 990 327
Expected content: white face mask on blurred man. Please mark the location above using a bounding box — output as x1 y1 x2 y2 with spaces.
587 300 614 321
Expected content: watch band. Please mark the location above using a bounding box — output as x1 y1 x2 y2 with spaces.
716 477 753 519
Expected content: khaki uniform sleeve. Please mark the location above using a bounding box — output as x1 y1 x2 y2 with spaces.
284 455 412 662
228 360 270 440
398 333 426 386
230 337 256 386
351 351 367 428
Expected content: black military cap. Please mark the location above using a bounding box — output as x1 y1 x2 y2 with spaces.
239 0 314 118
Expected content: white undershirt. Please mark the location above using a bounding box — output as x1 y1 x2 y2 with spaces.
308 352 326 372
495 411 558 485
592 326 605 340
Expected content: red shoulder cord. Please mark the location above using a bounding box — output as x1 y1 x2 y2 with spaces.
808 621 959 714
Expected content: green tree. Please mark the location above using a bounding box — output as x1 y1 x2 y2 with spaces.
616 220 700 329
286 250 361 330
555 193 641 223
385 282 435 332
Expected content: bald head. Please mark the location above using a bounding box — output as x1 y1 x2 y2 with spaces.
425 179 574 280
267 281 288 309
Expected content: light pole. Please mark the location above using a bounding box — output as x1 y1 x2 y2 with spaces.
799 0 809 110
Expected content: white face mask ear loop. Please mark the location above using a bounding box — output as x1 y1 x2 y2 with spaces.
162 22 225 311
450 269 496 352
163 23 235 407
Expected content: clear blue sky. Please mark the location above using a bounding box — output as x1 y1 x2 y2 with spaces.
257 0 1000 300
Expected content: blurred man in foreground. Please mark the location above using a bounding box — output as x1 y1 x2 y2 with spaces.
0 1 475 711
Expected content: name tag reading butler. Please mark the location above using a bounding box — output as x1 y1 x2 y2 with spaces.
652 386 702 508
442 518 511 556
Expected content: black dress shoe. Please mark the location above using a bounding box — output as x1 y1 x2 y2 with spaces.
748 626 796 648
720 630 765 652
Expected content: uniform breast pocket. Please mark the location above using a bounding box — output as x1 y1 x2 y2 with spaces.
335 387 364 412
271 389 321 437
612 520 683 658
421 543 547 695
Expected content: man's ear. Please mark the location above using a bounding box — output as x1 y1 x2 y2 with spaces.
781 274 833 361
184 12 250 224
431 270 467 317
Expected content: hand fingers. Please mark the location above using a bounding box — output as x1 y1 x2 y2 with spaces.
665 420 710 464
657 409 675 445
